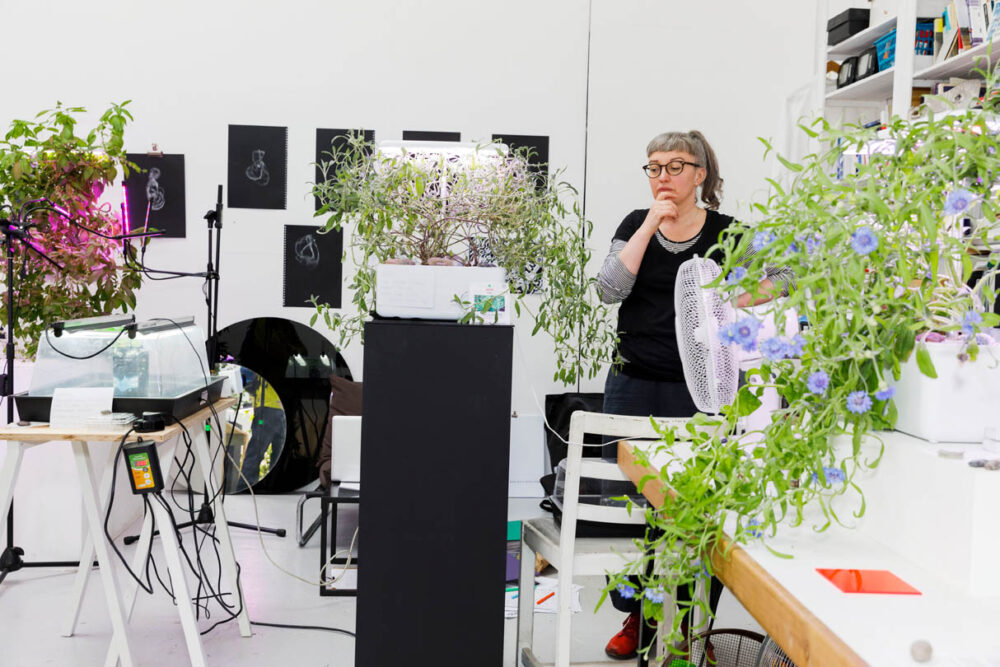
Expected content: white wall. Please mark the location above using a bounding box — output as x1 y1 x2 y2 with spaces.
0 2 819 510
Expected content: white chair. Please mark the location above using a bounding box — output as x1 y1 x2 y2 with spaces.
516 410 687 667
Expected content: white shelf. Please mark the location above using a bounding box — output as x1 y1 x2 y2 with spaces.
827 17 897 57
915 41 1000 80
826 67 895 102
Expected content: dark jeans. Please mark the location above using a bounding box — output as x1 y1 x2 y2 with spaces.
602 370 724 620
601 369 697 459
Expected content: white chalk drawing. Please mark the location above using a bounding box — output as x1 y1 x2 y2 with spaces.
294 234 320 269
245 149 270 186
146 167 165 211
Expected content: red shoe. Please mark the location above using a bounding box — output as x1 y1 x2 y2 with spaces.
604 611 641 660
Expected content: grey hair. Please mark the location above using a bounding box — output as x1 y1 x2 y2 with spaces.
645 130 723 210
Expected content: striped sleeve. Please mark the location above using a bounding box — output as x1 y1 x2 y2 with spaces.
596 239 635 304
734 244 795 296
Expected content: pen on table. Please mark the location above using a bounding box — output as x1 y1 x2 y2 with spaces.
536 591 555 605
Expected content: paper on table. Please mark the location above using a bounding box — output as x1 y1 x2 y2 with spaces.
50 387 115 430
504 576 582 618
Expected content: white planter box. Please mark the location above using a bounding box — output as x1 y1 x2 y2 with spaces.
374 263 507 320
894 342 1000 442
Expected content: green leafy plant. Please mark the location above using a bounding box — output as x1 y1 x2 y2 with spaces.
0 102 141 358
609 70 1000 652
310 134 619 384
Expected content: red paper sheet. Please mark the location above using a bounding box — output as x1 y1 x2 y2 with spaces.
816 568 921 595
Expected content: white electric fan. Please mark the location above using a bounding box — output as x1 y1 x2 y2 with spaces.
674 256 739 413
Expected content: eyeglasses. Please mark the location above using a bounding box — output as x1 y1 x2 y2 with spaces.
642 160 703 178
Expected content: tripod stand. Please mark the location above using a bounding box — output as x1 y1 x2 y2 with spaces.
0 205 91 584
122 185 285 544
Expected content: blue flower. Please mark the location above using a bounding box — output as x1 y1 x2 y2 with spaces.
718 323 738 346
962 310 983 336
944 189 977 216
804 234 822 254
726 266 747 285
752 231 775 251
846 390 872 414
789 334 806 357
850 226 879 255
616 583 636 599
760 336 790 362
807 371 829 395
812 466 846 485
643 588 665 604
874 386 895 401
746 518 763 539
733 316 761 352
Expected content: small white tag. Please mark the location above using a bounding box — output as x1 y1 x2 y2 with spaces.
50 387 115 429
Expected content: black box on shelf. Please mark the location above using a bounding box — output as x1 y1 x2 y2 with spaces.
827 8 870 45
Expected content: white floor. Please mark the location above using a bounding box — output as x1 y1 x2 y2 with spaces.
0 494 763 667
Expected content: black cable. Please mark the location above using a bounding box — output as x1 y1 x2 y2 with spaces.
44 326 130 360
103 429 157 594
152 492 244 626
250 621 356 638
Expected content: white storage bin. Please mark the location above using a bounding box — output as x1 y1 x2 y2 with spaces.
375 263 507 320
894 341 1000 442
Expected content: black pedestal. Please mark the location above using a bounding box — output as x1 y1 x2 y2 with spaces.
356 320 513 667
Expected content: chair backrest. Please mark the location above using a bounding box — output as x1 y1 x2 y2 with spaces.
568 411 688 482
560 411 689 525
331 415 362 486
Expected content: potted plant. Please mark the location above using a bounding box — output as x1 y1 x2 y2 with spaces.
612 69 1000 649
0 102 141 358
311 133 619 385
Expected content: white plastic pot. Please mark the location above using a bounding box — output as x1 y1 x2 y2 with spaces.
374 263 507 320
894 341 1000 443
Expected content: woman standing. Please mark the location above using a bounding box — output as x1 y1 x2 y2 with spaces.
597 130 790 659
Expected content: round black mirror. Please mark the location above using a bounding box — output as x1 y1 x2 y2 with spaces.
215 317 351 493
220 365 287 494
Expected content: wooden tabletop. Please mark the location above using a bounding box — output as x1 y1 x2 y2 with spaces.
618 440 865 667
0 396 237 443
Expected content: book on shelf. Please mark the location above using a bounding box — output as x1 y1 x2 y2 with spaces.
967 0 989 45
936 3 961 62
988 0 1000 42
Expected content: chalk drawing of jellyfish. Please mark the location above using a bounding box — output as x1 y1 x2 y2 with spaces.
145 167 165 211
294 234 320 269
245 149 270 186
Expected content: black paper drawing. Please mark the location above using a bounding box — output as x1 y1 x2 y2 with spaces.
402 130 461 142
315 128 375 211
283 224 343 308
123 153 186 238
228 124 287 210
492 133 550 190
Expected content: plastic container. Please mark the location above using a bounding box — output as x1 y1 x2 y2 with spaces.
29 319 209 398
874 22 936 71
893 341 1000 442
374 263 507 320
15 318 222 422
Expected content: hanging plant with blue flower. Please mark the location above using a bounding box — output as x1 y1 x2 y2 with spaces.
611 65 1000 649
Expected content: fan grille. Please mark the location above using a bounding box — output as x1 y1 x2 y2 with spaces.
674 257 738 413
